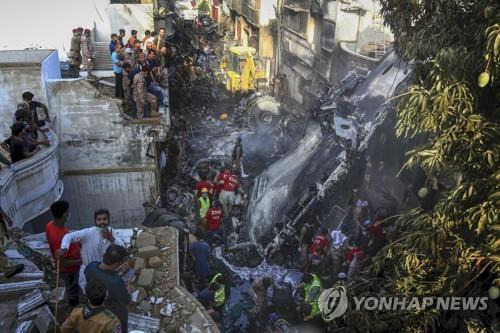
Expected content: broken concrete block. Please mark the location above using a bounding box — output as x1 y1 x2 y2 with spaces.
140 300 152 313
0 279 47 300
18 289 46 317
152 287 162 297
137 232 156 248
148 256 162 268
137 269 155 288
128 313 160 332
131 287 147 304
18 304 54 333
134 257 146 272
15 320 34 333
137 246 160 259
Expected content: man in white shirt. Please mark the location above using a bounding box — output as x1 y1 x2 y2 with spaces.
57 208 125 290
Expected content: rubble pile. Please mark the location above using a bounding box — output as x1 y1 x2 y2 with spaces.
128 226 217 333
0 228 216 333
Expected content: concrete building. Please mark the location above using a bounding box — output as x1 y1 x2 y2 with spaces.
278 0 393 115
224 0 279 79
0 50 169 232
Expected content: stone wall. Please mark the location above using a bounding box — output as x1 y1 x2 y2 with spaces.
129 226 219 332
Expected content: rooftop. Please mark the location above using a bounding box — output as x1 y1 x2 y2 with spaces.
0 50 56 66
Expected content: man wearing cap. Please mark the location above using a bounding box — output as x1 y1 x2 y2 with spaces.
70 28 82 71
197 188 211 228
81 29 95 79
194 173 214 199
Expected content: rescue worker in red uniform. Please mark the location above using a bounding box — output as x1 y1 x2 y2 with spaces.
205 200 224 245
219 170 241 218
306 228 330 273
194 173 214 199
215 165 232 196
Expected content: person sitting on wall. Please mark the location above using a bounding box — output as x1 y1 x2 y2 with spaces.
22 91 50 125
14 102 47 141
11 104 49 153
7 122 48 163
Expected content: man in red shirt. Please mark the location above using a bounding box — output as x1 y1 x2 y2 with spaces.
214 166 231 196
194 173 214 198
205 200 224 244
346 240 364 263
306 229 330 271
45 200 82 307
219 169 241 218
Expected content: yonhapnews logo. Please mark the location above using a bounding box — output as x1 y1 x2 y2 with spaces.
318 287 489 322
318 286 349 321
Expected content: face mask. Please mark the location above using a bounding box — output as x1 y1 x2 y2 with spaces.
66 212 71 221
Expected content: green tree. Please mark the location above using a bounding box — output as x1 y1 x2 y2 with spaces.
198 0 210 13
339 1 500 332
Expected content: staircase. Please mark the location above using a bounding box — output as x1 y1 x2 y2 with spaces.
372 13 386 60
93 42 113 71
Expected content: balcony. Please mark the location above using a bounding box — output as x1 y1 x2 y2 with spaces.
0 128 63 229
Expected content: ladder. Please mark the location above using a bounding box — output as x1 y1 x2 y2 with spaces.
372 12 386 59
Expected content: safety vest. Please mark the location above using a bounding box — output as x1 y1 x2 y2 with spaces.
209 273 225 307
198 196 210 218
304 274 322 317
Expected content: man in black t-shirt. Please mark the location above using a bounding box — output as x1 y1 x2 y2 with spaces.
9 122 36 163
8 122 49 163
22 91 51 124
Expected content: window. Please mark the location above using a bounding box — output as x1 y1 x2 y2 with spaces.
282 9 309 36
320 20 336 50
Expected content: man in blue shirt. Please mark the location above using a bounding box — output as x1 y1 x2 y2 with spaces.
109 33 118 55
111 44 124 98
85 245 131 332
189 232 211 285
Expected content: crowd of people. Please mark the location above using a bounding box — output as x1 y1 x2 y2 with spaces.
0 92 52 169
0 198 129 332
69 27 179 119
185 151 391 331
46 201 131 332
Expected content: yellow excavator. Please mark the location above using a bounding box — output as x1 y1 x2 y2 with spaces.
222 46 267 94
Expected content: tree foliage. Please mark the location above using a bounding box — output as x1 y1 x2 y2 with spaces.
338 1 500 332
